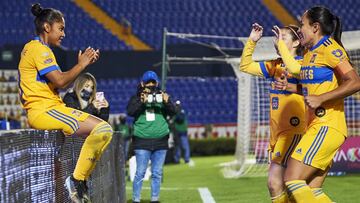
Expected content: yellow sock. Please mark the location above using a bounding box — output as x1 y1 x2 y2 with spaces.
311 188 332 203
84 126 114 179
285 180 317 203
73 121 113 180
271 190 288 203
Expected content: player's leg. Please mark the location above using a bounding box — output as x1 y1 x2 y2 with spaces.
71 115 113 202
30 106 113 202
284 126 345 203
269 133 301 203
308 167 332 203
268 162 287 203
284 158 318 203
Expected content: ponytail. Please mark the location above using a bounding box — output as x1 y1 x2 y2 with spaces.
333 15 344 48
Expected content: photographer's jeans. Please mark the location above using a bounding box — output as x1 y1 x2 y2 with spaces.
175 132 190 163
133 149 167 202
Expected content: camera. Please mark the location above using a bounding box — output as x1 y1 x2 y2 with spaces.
142 86 163 103
147 93 163 103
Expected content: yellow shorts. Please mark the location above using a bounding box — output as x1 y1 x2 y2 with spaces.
291 126 345 170
28 104 90 135
271 132 302 167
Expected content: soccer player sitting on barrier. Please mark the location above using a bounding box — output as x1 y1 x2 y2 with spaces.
63 72 110 122
18 3 113 203
127 71 176 203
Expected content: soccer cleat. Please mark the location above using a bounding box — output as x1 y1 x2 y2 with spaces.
64 176 92 203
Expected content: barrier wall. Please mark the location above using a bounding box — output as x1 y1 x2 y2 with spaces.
0 130 125 203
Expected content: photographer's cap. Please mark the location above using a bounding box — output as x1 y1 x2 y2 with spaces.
141 71 159 83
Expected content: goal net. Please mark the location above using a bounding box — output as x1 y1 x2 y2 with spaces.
223 30 360 178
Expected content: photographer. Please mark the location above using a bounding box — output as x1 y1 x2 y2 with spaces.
127 71 176 203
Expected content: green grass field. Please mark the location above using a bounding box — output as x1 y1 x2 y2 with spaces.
126 155 360 202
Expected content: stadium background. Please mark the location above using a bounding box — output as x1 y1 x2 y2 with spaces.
0 0 360 202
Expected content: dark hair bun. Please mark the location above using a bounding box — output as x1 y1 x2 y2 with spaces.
31 3 42 17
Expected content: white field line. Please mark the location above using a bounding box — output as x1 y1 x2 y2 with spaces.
125 186 197 191
125 186 217 203
198 187 216 203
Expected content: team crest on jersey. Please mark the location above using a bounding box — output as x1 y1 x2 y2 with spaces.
72 110 83 117
42 52 50 57
44 58 53 64
332 49 343 58
310 54 317 63
315 107 326 117
272 97 279 110
290 117 300 126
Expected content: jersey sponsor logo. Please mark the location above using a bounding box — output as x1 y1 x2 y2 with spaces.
310 54 317 63
296 148 302 155
300 66 333 84
315 107 326 117
290 117 300 126
272 97 279 110
332 49 343 58
44 58 53 64
300 69 314 80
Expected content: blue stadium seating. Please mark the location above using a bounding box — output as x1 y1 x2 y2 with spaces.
97 77 238 124
280 0 360 31
2 1 359 50
93 0 282 49
0 0 130 50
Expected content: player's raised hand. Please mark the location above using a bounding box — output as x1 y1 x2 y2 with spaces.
272 25 283 44
90 49 100 64
78 47 100 68
249 23 263 42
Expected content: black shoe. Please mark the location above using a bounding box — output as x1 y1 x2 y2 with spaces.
65 176 91 203
150 201 160 203
132 201 140 203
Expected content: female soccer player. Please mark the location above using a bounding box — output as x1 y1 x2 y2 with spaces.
239 23 306 203
18 4 113 202
274 6 360 203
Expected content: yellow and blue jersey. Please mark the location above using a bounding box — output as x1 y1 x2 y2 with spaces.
18 37 63 118
240 40 306 149
299 36 348 136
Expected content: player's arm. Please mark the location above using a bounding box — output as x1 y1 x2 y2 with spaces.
240 23 272 77
46 47 99 89
272 26 301 75
306 61 360 108
273 73 303 94
305 47 360 108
